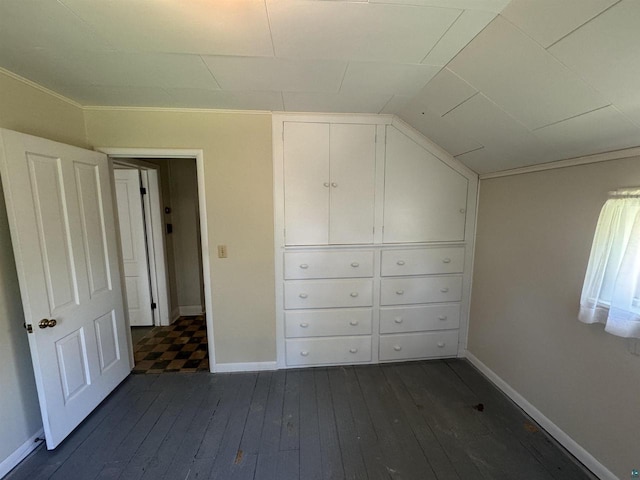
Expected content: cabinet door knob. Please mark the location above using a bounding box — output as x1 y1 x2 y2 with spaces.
394 317 403 324
396 260 405 266
350 292 359 297
349 348 358 354
396 290 404 295
349 320 359 326
331 182 338 188
437 342 445 348
323 182 330 188
299 263 309 269
393 345 402 352
299 293 308 299
438 315 447 321
300 351 309 357
440 287 449 293
300 322 309 328
351 262 359 268
459 208 466 214
442 258 451 264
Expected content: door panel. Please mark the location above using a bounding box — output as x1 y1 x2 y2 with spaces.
0 128 130 449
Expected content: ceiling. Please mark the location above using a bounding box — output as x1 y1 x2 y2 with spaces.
0 0 638 174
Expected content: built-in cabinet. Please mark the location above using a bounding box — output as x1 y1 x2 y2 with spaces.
274 114 477 369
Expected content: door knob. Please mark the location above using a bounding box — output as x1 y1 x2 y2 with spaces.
38 319 57 329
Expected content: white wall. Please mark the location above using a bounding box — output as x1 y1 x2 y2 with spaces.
469 156 640 479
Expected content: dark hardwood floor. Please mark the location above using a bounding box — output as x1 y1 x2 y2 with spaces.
6 360 596 480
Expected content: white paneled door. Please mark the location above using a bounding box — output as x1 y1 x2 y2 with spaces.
114 169 153 326
0 129 130 449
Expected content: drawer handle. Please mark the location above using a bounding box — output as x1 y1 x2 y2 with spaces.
438 315 447 321
396 260 405 266
440 287 449 293
299 264 309 269
349 320 359 326
331 182 338 188
351 262 360 268
394 317 403 324
442 258 451 264
300 351 309 356
300 322 309 328
437 342 445 348
393 345 402 352
349 348 358 354
396 290 404 295
299 293 308 299
323 182 330 188
350 292 359 297
460 208 466 214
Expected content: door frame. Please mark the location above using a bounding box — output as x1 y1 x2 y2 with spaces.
98 148 216 372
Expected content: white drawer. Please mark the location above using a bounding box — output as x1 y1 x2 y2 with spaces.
380 304 460 334
286 336 372 366
285 279 373 309
285 250 374 279
286 309 372 337
381 247 464 276
379 330 459 361
380 276 462 305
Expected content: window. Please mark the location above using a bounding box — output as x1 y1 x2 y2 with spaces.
578 189 640 339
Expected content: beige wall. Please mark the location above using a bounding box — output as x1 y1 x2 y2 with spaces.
0 70 87 466
84 109 276 364
469 157 640 478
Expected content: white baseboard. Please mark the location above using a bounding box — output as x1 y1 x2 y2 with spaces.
214 361 277 373
464 351 617 480
178 305 204 316
169 308 181 325
0 429 44 478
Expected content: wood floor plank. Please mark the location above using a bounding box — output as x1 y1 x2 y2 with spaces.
239 371 272 455
314 368 345 480
254 370 287 479
280 370 300 452
298 369 323 480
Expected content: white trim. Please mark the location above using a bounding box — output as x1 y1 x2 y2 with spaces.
0 67 82 109
0 429 44 479
214 361 277 373
178 305 204 316
464 352 617 480
479 146 640 180
272 112 393 125
83 105 271 115
97 148 216 373
171 308 181 324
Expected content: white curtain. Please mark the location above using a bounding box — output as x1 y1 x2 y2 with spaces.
578 189 640 338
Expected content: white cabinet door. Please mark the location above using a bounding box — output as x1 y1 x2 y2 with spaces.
383 126 468 243
329 124 376 244
283 122 330 245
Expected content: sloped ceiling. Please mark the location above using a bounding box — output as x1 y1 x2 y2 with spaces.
0 0 638 174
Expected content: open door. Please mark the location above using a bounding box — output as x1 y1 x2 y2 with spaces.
0 129 130 449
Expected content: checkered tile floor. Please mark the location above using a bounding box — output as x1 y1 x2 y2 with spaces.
132 316 209 374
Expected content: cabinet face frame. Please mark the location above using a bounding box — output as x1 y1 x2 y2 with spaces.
273 113 479 369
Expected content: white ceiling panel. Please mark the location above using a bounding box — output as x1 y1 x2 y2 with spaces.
453 147 524 174
414 68 477 117
501 0 618 48
449 16 609 130
267 0 460 63
549 1 640 124
341 63 440 97
283 91 392 114
422 10 497 66
379 96 412 115
165 89 284 111
58 85 175 107
203 56 346 93
533 106 640 161
60 0 274 57
368 0 509 13
398 102 483 157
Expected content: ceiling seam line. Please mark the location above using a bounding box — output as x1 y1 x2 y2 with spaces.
441 91 480 118
419 9 464 64
264 0 277 57
454 146 485 157
531 105 613 131
337 63 349 93
198 56 222 90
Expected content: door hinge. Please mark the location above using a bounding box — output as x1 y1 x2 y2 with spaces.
24 323 33 334
151 302 157 310
140 187 147 195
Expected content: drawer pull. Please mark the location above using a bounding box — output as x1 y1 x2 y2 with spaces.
349 348 358 354
438 315 447 321
396 290 404 295
460 208 466 214
394 317 403 324
437 342 445 348
299 322 309 328
300 351 309 357
396 260 405 266
442 258 451 264
331 182 338 188
299 293 308 299
393 345 402 352
299 264 309 269
440 287 449 293
323 182 330 188
351 262 360 268
349 320 359 326
350 292 359 298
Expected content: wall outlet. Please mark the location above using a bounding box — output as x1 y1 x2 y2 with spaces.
217 245 228 258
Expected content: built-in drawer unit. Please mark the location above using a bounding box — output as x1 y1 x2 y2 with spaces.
285 308 372 337
381 247 464 276
380 276 462 306
285 250 374 279
286 336 372 366
285 279 373 309
379 304 460 334
379 330 458 361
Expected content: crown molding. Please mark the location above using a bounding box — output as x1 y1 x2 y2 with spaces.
0 67 82 109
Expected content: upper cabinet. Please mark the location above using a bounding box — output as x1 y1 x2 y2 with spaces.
383 126 468 243
283 122 376 245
